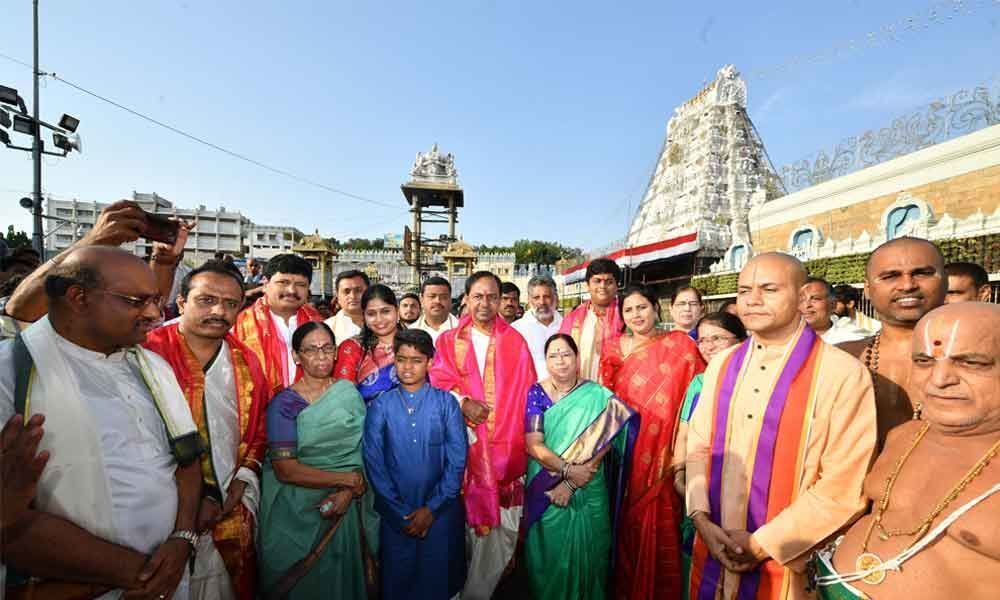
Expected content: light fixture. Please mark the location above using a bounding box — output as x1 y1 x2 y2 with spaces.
0 85 19 107
58 114 80 133
19 197 34 209
12 114 36 135
52 131 82 154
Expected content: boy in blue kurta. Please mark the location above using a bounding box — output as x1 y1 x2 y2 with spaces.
363 328 468 600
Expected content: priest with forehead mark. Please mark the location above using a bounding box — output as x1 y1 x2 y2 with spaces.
820 303 1000 599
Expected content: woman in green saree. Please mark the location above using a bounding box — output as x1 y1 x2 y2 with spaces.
259 321 379 599
523 333 638 600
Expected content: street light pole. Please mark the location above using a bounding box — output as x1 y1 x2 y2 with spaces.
31 0 44 256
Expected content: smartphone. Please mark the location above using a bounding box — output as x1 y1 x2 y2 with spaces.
143 212 179 245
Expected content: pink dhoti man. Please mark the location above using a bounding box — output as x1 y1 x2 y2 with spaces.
430 314 537 600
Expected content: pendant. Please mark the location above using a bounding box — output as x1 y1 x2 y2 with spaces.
855 552 886 585
878 531 890 541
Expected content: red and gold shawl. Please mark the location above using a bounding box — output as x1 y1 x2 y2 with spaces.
234 296 321 396
144 323 270 600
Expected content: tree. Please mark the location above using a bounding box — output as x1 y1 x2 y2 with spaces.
4 226 31 249
476 240 583 264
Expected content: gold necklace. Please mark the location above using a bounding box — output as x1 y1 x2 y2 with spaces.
551 378 579 398
856 422 1000 585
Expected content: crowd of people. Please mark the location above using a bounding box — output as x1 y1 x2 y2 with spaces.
1 200 998 600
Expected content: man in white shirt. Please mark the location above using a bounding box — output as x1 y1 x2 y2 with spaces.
234 254 322 394
801 277 870 345
324 270 369 347
512 275 563 379
411 276 459 344
0 246 202 600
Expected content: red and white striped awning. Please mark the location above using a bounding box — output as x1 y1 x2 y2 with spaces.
562 232 699 285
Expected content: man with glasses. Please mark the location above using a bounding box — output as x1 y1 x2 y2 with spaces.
145 260 271 600
430 271 537 599
1 246 203 599
560 258 623 380
235 253 322 396
512 275 563 379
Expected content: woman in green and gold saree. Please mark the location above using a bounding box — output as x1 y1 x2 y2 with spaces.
259 321 379 599
523 333 637 600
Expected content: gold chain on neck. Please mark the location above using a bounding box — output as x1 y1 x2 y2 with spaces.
862 422 1000 552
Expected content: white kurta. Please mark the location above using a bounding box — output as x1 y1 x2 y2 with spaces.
268 311 298 387
460 326 522 600
411 313 459 345
0 331 191 599
325 310 362 348
511 310 563 380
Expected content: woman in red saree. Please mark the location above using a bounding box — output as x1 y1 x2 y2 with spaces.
600 285 705 600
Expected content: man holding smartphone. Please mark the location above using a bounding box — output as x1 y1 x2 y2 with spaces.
4 200 191 324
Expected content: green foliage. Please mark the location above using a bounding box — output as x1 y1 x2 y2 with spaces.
478 240 584 265
690 233 1000 295
322 237 386 250
3 226 31 249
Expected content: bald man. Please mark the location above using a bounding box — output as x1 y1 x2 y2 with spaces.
0 247 202 599
687 252 877 600
817 303 1000 599
839 237 947 446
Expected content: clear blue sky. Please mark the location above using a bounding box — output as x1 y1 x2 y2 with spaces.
2 1 998 251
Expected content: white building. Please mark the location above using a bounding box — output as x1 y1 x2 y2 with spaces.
45 192 303 264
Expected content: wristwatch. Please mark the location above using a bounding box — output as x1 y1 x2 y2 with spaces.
169 529 199 574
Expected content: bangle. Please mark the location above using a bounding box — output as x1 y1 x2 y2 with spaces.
560 461 571 480
563 480 577 493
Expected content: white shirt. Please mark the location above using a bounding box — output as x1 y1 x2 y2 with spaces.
820 315 873 345
512 310 563 380
269 310 299 387
0 336 189 598
411 313 459 345
325 310 362 348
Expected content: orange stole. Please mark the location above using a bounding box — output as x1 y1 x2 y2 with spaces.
688 341 822 600
144 325 269 600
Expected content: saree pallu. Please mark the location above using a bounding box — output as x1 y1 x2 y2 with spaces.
601 331 705 600
524 381 637 600
259 381 380 599
335 338 398 406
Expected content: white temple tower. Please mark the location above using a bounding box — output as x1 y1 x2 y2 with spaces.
626 65 784 258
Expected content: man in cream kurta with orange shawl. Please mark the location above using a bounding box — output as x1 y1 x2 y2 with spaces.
560 258 623 380
686 253 877 600
430 271 537 600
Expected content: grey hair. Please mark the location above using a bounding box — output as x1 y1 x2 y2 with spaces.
527 275 557 296
44 262 104 299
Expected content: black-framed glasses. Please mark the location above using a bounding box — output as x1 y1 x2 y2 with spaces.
298 344 337 358
100 289 164 310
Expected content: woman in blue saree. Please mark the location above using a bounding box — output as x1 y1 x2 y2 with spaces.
259 321 379 599
523 333 638 600
335 283 402 405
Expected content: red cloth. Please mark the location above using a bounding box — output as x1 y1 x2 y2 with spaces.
144 322 272 600
234 296 321 396
601 331 705 600
429 314 537 533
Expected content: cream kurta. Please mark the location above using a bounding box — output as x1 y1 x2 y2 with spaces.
686 328 877 600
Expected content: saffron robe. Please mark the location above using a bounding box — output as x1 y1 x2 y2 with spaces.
233 297 321 396
145 323 270 600
686 324 877 600
600 331 705 600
